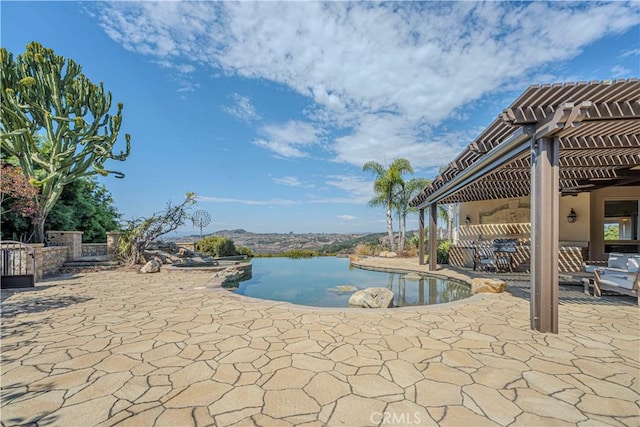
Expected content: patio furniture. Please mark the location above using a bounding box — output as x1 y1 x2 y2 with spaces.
591 269 639 305
472 239 517 273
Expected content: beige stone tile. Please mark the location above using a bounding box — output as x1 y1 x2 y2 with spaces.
65 371 131 406
94 353 140 373
217 347 261 364
164 381 232 408
513 389 588 423
422 363 473 386
463 383 522 425
263 389 320 418
577 394 640 417
115 405 164 427
154 408 195 427
291 353 335 372
383 400 438 426
28 367 93 391
571 374 639 401
439 406 500 426
0 389 66 424
51 395 117 426
263 367 314 390
511 413 575 426
212 364 241 384
169 360 214 388
415 379 462 406
209 384 264 415
327 395 386 426
303 372 350 406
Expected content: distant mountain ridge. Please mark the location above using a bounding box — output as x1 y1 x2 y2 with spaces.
167 229 387 255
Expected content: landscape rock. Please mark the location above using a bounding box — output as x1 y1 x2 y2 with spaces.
177 247 195 258
213 267 243 284
379 251 389 257
140 258 162 274
386 252 398 258
348 287 394 308
471 278 506 294
404 272 422 281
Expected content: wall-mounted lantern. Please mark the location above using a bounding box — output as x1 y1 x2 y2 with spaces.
465 215 471 226
567 208 577 223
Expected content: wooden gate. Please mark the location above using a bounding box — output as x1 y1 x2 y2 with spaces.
1 241 35 289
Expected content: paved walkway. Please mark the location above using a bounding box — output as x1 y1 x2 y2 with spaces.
1 259 638 426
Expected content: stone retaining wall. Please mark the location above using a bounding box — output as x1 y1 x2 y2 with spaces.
82 243 107 257
39 246 68 279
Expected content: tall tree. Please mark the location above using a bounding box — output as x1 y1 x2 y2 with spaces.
394 177 430 253
0 162 38 240
363 158 413 253
45 177 121 243
0 42 130 242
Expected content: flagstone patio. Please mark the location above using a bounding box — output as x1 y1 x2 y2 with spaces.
1 260 638 426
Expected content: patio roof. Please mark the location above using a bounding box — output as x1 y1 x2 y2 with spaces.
410 79 640 208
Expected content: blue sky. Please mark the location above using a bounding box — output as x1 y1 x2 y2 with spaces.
2 1 639 236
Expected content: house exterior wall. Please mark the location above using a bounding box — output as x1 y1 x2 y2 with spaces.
454 186 640 268
590 186 640 262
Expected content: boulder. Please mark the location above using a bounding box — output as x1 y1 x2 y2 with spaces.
379 251 389 257
471 278 506 294
386 252 398 258
349 287 394 308
177 247 195 258
213 267 243 284
140 258 162 273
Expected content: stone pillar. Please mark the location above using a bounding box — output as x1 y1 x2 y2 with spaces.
46 231 84 261
32 243 44 282
106 232 120 261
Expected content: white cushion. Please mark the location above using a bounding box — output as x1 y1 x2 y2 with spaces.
628 257 640 273
608 253 629 270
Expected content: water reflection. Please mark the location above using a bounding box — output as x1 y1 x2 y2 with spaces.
386 273 471 307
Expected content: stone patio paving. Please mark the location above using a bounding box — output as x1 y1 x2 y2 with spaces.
1 259 638 426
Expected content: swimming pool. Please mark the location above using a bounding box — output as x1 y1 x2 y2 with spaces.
233 257 471 308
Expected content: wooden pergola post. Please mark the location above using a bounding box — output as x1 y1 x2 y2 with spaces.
429 203 438 271
418 208 425 265
530 136 559 333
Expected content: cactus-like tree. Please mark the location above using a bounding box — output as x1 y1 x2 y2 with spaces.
0 42 130 242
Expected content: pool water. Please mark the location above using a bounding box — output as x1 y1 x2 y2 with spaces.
233 257 471 308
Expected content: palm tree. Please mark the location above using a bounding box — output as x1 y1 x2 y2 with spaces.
394 177 430 253
363 158 413 253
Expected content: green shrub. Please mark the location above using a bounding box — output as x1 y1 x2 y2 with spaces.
197 236 237 257
236 246 254 257
437 240 452 264
280 249 318 259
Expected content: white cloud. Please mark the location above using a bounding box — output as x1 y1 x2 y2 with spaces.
337 215 357 221
253 120 322 159
273 176 313 188
197 196 298 206
308 174 374 204
96 1 639 167
611 65 632 78
619 48 640 58
223 93 260 123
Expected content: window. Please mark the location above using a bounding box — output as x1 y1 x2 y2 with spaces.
603 200 639 253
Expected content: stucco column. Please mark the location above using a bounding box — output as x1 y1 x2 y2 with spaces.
429 204 438 271
418 208 425 265
530 136 559 333
31 243 44 282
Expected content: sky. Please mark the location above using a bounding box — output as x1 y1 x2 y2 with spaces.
2 1 639 236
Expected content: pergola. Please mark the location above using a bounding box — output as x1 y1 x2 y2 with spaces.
410 79 640 333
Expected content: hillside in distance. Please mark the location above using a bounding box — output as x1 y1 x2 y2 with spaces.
171 229 387 255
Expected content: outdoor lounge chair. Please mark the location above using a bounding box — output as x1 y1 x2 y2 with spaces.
591 268 639 305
